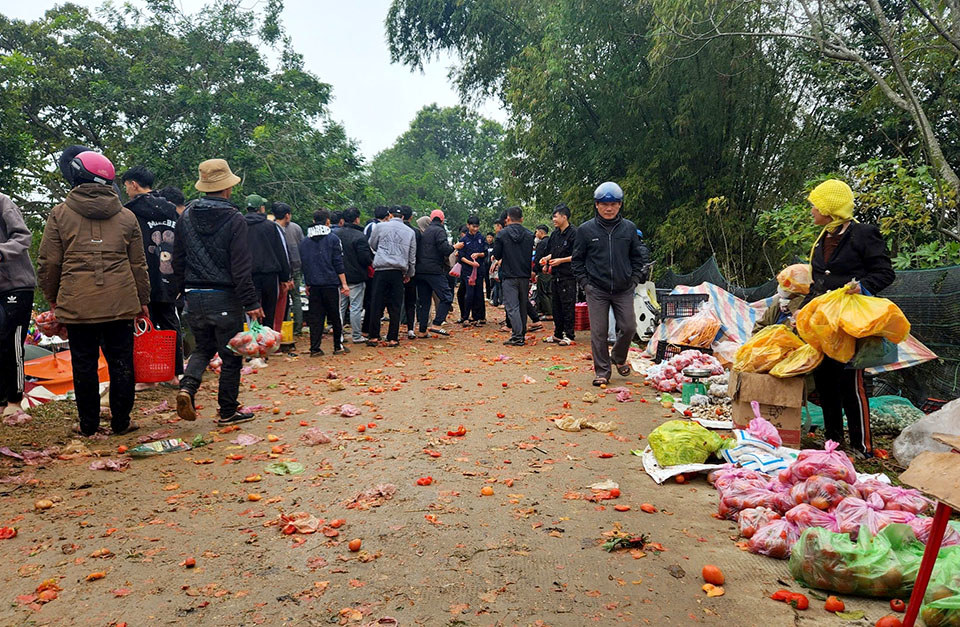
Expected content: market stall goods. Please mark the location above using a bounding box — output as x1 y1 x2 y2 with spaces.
734 324 804 373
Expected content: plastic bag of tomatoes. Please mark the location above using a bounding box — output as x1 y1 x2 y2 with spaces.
922 549 960 626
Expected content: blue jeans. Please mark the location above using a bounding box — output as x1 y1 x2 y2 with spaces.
341 282 366 342
416 274 453 332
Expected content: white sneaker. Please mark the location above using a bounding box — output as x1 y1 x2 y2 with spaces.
558 336 573 346
407 330 416 339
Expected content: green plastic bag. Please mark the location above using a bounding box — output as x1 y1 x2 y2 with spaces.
922 550 960 626
265 462 305 475
871 395 925 436
647 420 724 466
846 337 899 370
789 524 927 598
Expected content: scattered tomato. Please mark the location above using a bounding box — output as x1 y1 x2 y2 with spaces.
299 420 309 427
270 445 284 454
675 474 686 484
609 488 621 498
447 425 467 437
85 571 106 581
329 519 346 528
0 527 16 539
613 505 630 512
501 382 508 388
367 422 377 429
480 486 494 496
788 593 809 610
247 493 262 501
34 499 53 510
875 616 903 627
640 503 657 513
357 424 366 433
824 596 844 612
182 557 196 568
770 589 793 602
701 565 724 586
416 477 434 486
243 474 262 483
890 599 906 613
348 539 362 552
267 434 280 442
117 445 128 454
702 583 725 597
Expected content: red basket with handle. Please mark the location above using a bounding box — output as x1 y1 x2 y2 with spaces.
133 317 177 383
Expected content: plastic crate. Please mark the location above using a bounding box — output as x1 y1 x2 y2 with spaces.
920 398 948 414
660 293 709 319
574 302 590 331
654 342 713 364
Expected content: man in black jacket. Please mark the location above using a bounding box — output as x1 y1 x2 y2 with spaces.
173 159 263 426
539 203 578 345
493 206 535 346
337 207 374 344
572 182 647 385
415 210 459 337
244 194 291 330
121 165 183 383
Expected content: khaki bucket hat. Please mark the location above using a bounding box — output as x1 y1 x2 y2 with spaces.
195 158 242 193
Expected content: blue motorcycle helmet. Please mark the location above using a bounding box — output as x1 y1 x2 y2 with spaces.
593 181 624 204
636 229 643 238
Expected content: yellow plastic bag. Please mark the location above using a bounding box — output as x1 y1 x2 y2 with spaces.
838 294 910 343
770 343 824 378
734 324 805 373
777 264 813 295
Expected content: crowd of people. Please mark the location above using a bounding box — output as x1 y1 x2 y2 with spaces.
0 147 889 457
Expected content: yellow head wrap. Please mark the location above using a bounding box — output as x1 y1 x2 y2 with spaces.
808 179 857 263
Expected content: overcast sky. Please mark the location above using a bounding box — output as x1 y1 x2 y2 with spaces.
0 0 506 159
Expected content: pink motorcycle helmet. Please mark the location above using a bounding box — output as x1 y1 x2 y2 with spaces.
70 150 115 185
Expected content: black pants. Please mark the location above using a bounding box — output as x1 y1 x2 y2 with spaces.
181 291 244 419
362 277 375 336
0 290 34 405
456 278 467 321
463 269 486 321
65 320 135 435
402 279 417 330
551 277 577 340
308 286 342 352
813 357 873 454
369 269 404 341
416 274 454 332
536 272 553 317
252 272 279 330
149 301 183 376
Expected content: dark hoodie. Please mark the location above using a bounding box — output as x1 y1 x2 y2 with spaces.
300 224 344 288
244 212 291 281
37 183 150 324
173 196 258 310
493 223 535 279
337 222 373 284
125 191 179 303
416 218 454 276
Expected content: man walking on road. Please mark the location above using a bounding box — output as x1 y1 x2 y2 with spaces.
572 182 647 386
337 207 373 344
493 206 535 346
539 203 578 345
272 202 304 335
414 209 458 338
244 194 291 330
173 159 264 426
368 206 416 346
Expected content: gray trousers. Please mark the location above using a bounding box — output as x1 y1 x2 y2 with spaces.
584 284 637 379
290 270 304 332
502 278 529 341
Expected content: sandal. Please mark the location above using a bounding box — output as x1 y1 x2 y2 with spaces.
427 327 449 336
615 363 632 377
592 377 608 387
382 340 400 347
528 323 544 332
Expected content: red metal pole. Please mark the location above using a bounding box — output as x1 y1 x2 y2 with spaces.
903 501 952 627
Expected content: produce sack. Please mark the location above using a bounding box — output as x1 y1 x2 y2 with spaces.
846 337 899 370
739 506 781 538
788 475 858 510
769 343 823 378
834 494 916 539
788 523 927 598
778 440 857 485
226 320 282 358
856 480 933 515
671 307 722 348
748 519 800 559
648 419 724 467
734 324 805 373
708 467 767 492
719 483 791 520
838 292 910 343
868 395 925 436
796 290 857 362
785 503 840 533
910 518 960 548
748 414 782 448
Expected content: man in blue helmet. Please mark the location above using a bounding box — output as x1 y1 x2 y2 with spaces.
572 182 648 386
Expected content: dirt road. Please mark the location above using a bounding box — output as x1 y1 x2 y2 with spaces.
0 323 893 626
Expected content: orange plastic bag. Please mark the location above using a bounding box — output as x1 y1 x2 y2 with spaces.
777 264 812 295
671 308 722 348
734 324 805 373
838 293 910 343
770 343 824 378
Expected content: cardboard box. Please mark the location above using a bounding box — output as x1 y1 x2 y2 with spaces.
730 370 805 447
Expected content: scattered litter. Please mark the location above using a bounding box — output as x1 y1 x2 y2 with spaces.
640 446 725 485
137 429 174 443
582 392 599 403
2 411 31 426
89 458 129 472
344 484 397 510
555 416 615 432
588 480 619 491
141 400 170 415
279 512 321 534
127 439 191 457
232 434 263 446
265 462 305 475
602 533 649 552
300 428 333 445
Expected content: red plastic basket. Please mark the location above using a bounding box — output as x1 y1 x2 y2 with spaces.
574 302 591 331
133 317 177 383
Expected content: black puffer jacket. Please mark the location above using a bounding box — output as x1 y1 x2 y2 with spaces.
337 222 373 285
572 214 647 293
416 219 454 275
493 223 535 280
125 191 179 303
172 196 258 309
811 222 895 296
244 212 291 281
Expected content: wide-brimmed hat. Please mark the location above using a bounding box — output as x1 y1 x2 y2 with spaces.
195 158 241 193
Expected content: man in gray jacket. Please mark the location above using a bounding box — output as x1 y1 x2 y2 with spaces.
367 206 416 346
0 193 38 421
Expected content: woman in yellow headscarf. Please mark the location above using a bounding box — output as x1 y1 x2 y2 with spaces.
807 179 895 458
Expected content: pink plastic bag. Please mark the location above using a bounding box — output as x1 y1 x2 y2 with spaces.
835 494 915 538
910 517 960 547
748 519 800 559
785 503 840 533
748 403 782 448
719 481 792 520
856 480 933 515
708 467 766 492
788 475 859 510
778 440 857 486
739 507 781 538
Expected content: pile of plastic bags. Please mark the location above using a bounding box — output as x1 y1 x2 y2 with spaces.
645 350 724 392
796 287 910 363
733 325 805 373
709 440 937 560
226 321 283 358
